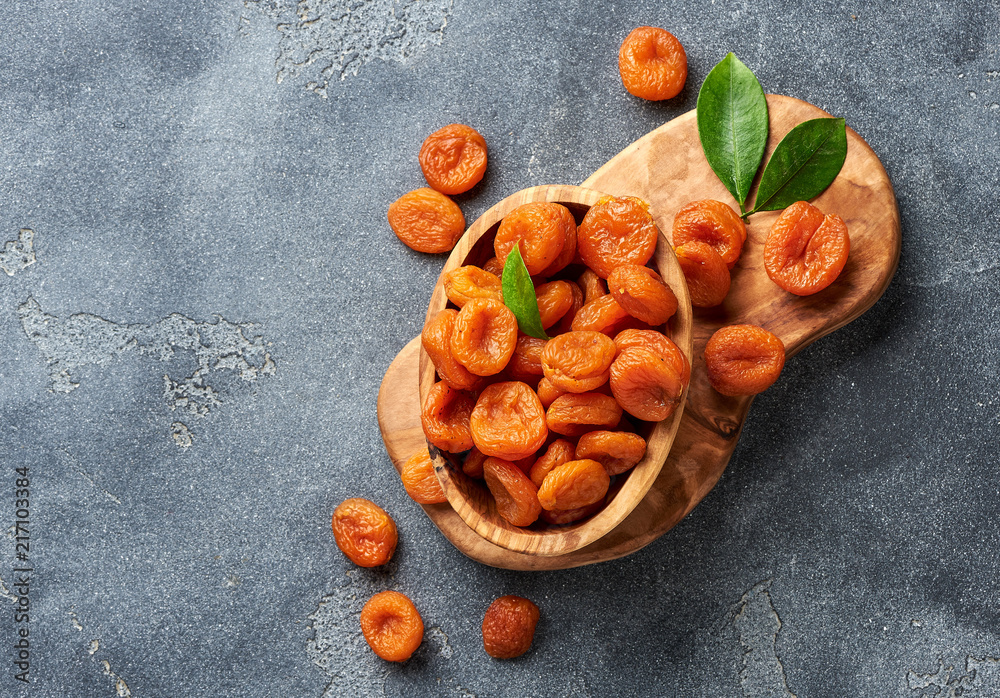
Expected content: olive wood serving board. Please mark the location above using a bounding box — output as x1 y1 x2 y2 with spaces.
376 94 901 570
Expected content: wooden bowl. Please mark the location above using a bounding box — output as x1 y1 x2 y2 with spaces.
417 184 694 556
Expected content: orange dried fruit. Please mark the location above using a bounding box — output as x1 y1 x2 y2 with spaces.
388 188 466 254
577 195 658 278
528 438 576 488
537 459 611 511
607 264 678 326
443 265 503 307
482 256 504 277
482 595 540 659
536 376 567 408
534 280 576 329
546 392 623 437
400 449 447 505
674 241 731 307
539 214 578 277
507 335 547 382
494 202 574 275
450 298 518 376
483 457 542 527
613 329 690 386
571 294 630 335
463 447 488 479
360 590 424 662
541 330 617 393
550 281 584 335
540 501 603 525
418 123 487 195
618 26 687 101
671 200 747 268
575 431 647 476
704 324 785 396
422 309 482 391
764 201 850 295
420 380 475 453
578 269 608 304
470 381 548 460
331 498 398 568
609 347 684 421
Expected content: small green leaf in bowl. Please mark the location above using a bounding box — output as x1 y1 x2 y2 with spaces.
501 246 548 340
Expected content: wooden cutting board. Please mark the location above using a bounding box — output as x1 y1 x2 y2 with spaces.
377 94 901 570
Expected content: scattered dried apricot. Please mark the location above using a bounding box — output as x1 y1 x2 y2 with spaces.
537 459 611 511
674 241 731 307
400 449 447 505
578 196 659 278
419 123 488 195
704 324 785 396
361 590 424 662
609 347 684 421
483 457 542 527
422 309 482 391
528 438 576 488
332 498 398 568
443 265 503 307
470 381 548 460
494 202 574 275
671 200 746 268
546 392 623 437
607 264 678 326
388 188 465 254
575 431 647 476
420 380 475 452
618 26 687 101
764 201 850 295
541 331 617 393
482 595 540 659
450 298 518 376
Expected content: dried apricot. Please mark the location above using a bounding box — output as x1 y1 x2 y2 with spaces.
400 449 448 505
578 196 658 278
541 331 617 393
618 26 687 101
420 381 475 452
550 281 584 335
331 498 398 568
450 298 518 376
507 335 547 382
536 376 567 408
482 595 540 659
607 264 678 326
422 310 482 391
483 457 542 527
528 438 576 488
704 324 785 396
534 280 575 329
674 241 731 307
764 201 850 295
575 431 647 476
613 329 690 386
571 294 630 335
470 381 548 460
609 347 684 421
388 188 465 254
443 266 503 307
537 459 610 511
494 202 573 275
463 447 488 479
482 256 505 277
671 200 747 268
361 591 424 662
540 501 603 525
419 123 487 195
579 268 608 304
546 392 623 437
539 215 577 277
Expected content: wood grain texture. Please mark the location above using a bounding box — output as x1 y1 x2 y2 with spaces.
414 185 693 556
378 94 900 570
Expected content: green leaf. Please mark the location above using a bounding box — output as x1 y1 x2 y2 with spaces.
501 247 548 340
749 117 847 213
696 53 769 209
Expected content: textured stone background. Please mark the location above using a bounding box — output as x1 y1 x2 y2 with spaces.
1 1 998 696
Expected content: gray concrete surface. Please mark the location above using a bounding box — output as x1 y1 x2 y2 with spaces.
1 0 998 696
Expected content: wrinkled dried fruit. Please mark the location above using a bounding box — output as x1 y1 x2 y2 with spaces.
671 199 747 268
388 188 466 254
420 380 475 452
613 329 690 386
400 449 448 505
482 256 504 277
540 501 604 525
764 201 850 295
450 298 518 376
470 381 548 460
704 324 785 396
507 335 547 382
443 265 503 307
419 123 488 195
422 309 482 391
579 268 608 304
546 392 623 437
541 331 617 393
495 202 574 275
571 294 630 335
609 347 684 421
534 280 576 329
536 376 567 408
618 26 687 101
674 241 731 307
361 591 424 662
578 196 658 278
607 264 678 326
550 281 584 335
537 459 611 511
483 457 542 527
463 447 488 479
332 498 398 568
482 595 540 659
575 431 647 476
528 438 576 488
